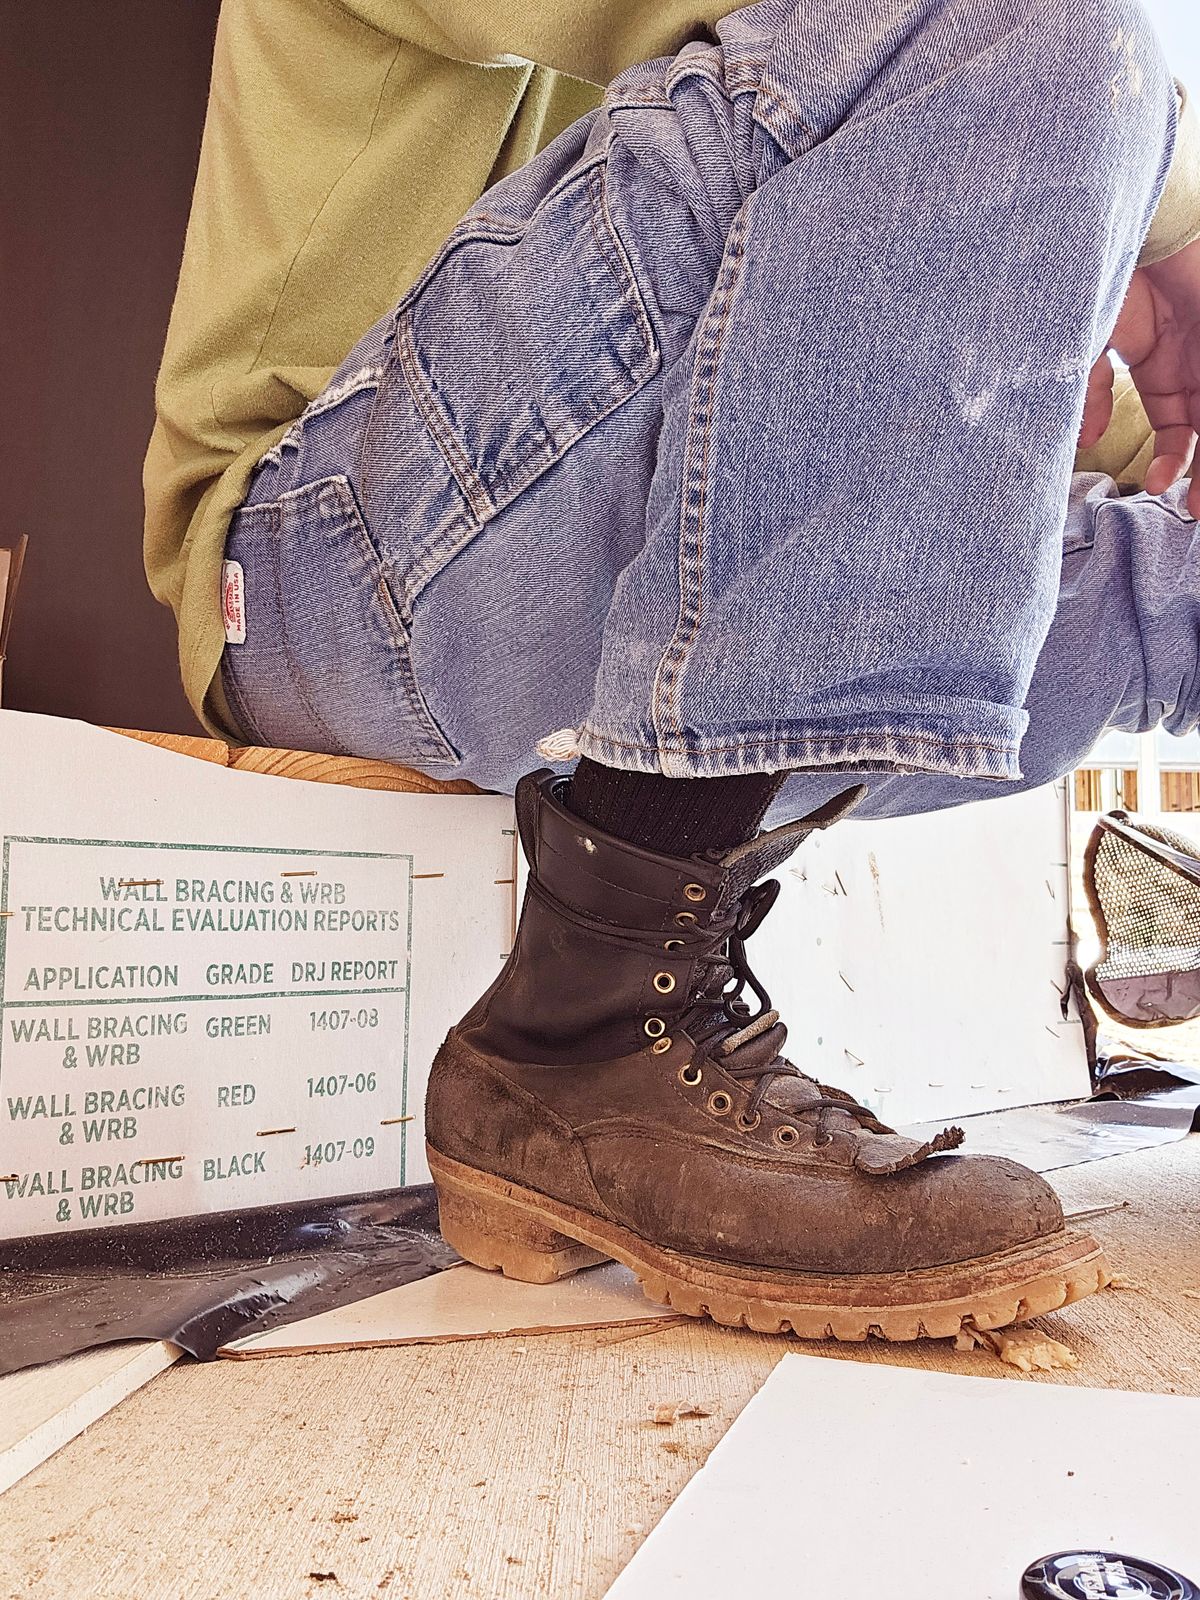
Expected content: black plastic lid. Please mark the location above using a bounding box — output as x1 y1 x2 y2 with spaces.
1022 1552 1198 1600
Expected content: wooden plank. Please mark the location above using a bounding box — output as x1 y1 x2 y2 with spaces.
226 745 479 795
0 1341 179 1495
106 726 480 795
0 1136 1196 1599
107 726 230 765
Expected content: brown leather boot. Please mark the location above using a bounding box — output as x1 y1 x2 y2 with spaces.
427 770 1109 1341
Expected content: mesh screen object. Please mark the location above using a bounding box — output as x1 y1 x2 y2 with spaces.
1084 811 1200 1026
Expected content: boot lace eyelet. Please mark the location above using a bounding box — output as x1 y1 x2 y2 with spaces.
644 1017 666 1038
774 1125 799 1147
652 1037 674 1054
736 1110 761 1132
684 883 707 902
653 971 676 994
675 911 698 927
664 938 684 951
678 1062 701 1084
706 1091 732 1116
811 1130 834 1148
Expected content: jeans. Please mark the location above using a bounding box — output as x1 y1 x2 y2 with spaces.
222 0 1185 827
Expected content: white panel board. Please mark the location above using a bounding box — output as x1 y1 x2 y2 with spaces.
754 779 1090 1124
0 1340 179 1495
0 713 514 1237
221 1261 677 1356
605 1355 1200 1600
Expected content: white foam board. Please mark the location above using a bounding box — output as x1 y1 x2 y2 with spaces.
758 779 1090 1124
0 1339 179 1495
605 1355 1200 1599
221 1261 677 1357
0 712 514 1237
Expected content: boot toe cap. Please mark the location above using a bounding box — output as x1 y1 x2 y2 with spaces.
878 1152 1064 1270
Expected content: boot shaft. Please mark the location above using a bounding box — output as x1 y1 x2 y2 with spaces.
460 771 860 1065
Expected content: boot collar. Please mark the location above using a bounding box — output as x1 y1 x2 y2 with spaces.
516 768 863 927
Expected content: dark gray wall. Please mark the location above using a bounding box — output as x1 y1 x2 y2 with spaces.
2 0 222 732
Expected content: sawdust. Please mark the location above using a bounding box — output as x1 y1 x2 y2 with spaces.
660 1439 712 1463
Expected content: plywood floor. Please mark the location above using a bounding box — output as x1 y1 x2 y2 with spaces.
3 1135 1198 1600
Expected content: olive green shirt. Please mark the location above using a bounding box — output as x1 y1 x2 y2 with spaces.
145 1 1200 736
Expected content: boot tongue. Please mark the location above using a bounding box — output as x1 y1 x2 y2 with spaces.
703 784 965 1172
712 785 866 911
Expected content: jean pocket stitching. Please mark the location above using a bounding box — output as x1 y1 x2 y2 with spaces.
329 477 461 765
400 160 661 542
396 309 492 525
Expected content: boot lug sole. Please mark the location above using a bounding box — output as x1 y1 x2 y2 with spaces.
428 1147 1110 1342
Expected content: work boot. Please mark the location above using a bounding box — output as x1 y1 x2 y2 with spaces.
426 771 1109 1340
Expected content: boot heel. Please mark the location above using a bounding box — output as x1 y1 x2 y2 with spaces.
434 1168 608 1285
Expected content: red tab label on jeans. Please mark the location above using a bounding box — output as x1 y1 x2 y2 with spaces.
221 559 246 645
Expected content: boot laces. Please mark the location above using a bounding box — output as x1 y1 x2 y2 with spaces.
682 880 887 1141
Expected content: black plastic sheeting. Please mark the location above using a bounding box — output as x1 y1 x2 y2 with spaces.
0 1185 458 1377
1092 1040 1200 1099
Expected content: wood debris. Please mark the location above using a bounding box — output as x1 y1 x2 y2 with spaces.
650 1400 715 1425
1105 1273 1139 1290
1064 1201 1130 1224
954 1323 1079 1373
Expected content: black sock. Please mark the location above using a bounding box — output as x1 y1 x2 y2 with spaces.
566 757 786 856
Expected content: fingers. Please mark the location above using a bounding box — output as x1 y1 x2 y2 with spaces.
1145 423 1197 498
1078 353 1115 450
1109 271 1159 369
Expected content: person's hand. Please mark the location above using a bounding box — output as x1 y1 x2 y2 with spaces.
1080 234 1200 519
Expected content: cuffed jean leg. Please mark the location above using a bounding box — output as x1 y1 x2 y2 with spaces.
223 0 1176 794
583 0 1176 778
764 475 1200 825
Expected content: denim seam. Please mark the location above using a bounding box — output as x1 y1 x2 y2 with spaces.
748 82 819 154
579 727 1017 759
396 309 492 524
357 347 398 520
577 725 1020 781
221 652 267 748
649 211 749 754
267 494 352 758
257 365 386 471
591 153 659 367
607 87 673 110
359 558 461 766
587 165 635 299
323 478 443 750
389 154 614 324
398 159 660 609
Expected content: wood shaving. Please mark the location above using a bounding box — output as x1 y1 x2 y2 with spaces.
1064 1201 1130 1223
1105 1273 1139 1290
954 1323 1079 1372
650 1400 715 1425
